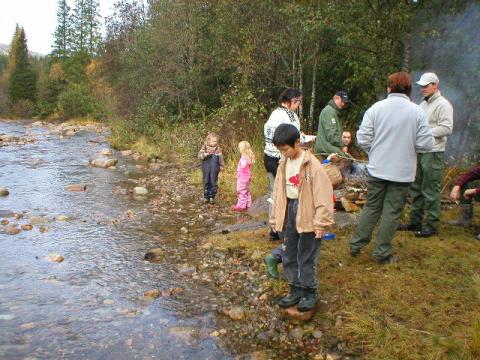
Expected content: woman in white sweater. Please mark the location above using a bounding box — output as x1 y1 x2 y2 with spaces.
263 88 302 240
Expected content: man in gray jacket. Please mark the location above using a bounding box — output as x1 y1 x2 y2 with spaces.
350 72 434 264
399 72 454 237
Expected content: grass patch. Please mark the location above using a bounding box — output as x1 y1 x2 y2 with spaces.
203 208 480 359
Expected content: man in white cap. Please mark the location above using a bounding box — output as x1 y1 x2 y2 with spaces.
399 72 453 237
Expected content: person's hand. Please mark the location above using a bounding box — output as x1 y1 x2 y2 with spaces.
449 185 461 201
315 229 325 239
341 146 349 154
464 189 476 199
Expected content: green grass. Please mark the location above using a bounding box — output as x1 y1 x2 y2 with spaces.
204 209 480 359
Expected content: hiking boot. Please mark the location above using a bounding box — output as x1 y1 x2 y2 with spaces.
297 287 318 312
277 285 302 308
264 254 280 279
414 228 438 238
350 248 361 257
448 204 473 227
269 229 281 241
397 223 422 232
375 255 397 265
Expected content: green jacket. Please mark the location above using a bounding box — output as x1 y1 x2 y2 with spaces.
314 100 344 155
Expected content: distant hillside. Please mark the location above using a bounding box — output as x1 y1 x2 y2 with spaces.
0 43 43 57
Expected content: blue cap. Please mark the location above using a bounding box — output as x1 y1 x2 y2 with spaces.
321 159 331 164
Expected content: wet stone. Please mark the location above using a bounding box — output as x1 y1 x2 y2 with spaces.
65 184 86 192
56 215 71 221
91 158 118 168
48 253 64 263
0 187 9 196
1 219 9 225
144 289 161 299
5 227 20 235
29 216 49 225
144 248 163 261
21 224 33 231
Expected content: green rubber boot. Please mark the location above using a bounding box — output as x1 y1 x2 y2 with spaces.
297 287 318 312
264 254 280 279
277 285 302 308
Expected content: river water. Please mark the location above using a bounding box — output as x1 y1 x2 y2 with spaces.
0 120 232 360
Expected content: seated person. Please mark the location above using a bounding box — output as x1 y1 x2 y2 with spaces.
449 166 480 240
330 131 366 179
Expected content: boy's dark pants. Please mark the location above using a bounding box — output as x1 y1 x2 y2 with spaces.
283 199 322 289
202 155 220 200
350 176 410 260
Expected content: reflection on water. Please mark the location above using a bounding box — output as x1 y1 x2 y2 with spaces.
0 120 230 359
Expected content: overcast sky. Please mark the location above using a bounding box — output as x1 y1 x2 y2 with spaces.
0 0 117 54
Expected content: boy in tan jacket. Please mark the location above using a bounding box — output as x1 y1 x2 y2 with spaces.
270 124 334 311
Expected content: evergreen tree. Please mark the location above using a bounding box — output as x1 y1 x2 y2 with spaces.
71 0 101 56
7 26 37 105
51 0 71 59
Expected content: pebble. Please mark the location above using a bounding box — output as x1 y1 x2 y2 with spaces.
180 226 188 233
1 219 9 225
100 148 113 156
57 215 70 221
313 330 324 339
21 224 33 231
228 306 245 321
289 327 304 340
0 187 9 196
144 289 161 299
134 187 148 195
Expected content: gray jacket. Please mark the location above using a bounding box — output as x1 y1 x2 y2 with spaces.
357 93 435 183
419 90 453 153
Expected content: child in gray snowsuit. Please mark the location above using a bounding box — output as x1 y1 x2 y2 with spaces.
198 132 225 203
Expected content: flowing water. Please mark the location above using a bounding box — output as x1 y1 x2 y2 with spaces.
0 120 232 360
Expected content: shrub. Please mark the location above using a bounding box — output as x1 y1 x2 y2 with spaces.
58 83 96 119
9 99 36 118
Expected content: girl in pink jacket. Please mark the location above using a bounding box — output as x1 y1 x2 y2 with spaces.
231 141 255 212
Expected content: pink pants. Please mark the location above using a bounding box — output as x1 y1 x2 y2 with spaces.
235 177 251 209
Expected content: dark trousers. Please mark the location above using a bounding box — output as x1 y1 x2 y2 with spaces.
283 199 322 289
350 176 410 260
202 155 220 200
409 152 444 231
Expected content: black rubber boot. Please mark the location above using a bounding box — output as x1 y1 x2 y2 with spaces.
264 254 280 279
277 285 302 308
297 287 318 312
448 204 473 227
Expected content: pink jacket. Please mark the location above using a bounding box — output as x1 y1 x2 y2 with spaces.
237 156 252 182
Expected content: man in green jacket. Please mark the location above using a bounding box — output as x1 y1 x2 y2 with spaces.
315 91 350 155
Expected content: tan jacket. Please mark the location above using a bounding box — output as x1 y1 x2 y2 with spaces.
270 151 334 233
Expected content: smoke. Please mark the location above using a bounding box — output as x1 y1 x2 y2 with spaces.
410 1 480 162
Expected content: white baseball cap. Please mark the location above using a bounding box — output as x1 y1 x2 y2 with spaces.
416 72 439 86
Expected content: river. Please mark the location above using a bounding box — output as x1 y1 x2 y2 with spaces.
0 120 234 360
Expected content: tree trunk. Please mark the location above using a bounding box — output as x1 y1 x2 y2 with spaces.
309 45 319 133
298 42 304 120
